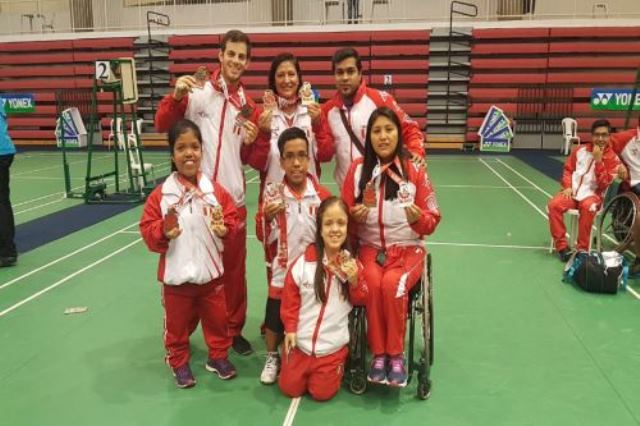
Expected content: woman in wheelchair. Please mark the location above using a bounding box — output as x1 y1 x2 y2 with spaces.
341 107 441 387
279 197 368 401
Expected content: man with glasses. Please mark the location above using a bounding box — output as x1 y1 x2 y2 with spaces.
547 119 621 262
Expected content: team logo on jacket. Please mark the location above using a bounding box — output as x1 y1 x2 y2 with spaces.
301 280 313 289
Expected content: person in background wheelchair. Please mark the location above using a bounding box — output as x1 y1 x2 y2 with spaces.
610 116 640 273
341 107 441 387
548 119 622 262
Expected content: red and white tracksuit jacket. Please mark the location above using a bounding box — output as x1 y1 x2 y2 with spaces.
342 158 441 356
250 104 335 190
548 143 621 251
321 80 425 187
139 172 239 368
256 176 332 299
611 127 640 187
279 245 367 401
155 70 266 335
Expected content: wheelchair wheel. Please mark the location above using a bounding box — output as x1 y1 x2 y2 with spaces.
415 253 433 400
597 193 640 252
349 374 367 395
347 306 367 395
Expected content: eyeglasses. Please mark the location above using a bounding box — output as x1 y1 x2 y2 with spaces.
281 152 309 162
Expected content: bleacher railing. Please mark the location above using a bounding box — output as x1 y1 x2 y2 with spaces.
0 0 638 35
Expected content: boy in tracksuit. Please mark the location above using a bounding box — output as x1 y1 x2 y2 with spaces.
256 127 332 385
0 102 16 267
548 119 622 261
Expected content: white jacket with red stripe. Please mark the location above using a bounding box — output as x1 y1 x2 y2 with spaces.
256 176 332 298
342 158 441 250
561 143 621 201
281 245 367 357
259 105 335 185
611 127 640 186
155 74 264 208
140 172 239 285
321 81 425 187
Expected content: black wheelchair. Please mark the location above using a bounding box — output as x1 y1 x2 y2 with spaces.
344 252 434 400
597 190 640 253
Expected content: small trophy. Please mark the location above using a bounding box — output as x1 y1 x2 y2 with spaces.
263 90 277 111
235 103 255 127
193 66 209 89
397 182 415 207
164 206 179 234
299 81 315 106
363 182 377 208
263 182 285 207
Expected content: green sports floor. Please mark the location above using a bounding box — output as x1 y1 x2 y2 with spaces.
1 151 639 426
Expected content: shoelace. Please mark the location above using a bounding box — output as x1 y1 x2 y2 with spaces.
390 359 404 373
372 357 386 369
265 355 279 370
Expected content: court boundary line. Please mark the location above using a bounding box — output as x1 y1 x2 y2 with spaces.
0 238 141 318
480 158 640 301
282 397 301 426
0 222 139 290
482 156 640 423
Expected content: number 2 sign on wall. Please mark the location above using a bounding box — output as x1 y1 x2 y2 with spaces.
95 61 111 81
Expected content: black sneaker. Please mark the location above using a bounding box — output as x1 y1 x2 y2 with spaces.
0 256 16 267
232 335 253 356
558 249 572 263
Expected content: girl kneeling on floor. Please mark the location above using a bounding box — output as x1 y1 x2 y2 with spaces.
279 196 367 401
140 119 239 388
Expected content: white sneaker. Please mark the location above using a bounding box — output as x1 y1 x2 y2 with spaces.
260 352 281 385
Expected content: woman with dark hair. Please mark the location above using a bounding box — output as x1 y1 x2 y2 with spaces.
255 52 334 187
140 119 240 388
279 196 367 401
342 106 441 387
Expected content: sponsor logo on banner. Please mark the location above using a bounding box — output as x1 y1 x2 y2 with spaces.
591 89 640 111
1 93 35 113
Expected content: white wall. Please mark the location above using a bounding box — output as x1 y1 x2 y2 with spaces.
0 0 638 35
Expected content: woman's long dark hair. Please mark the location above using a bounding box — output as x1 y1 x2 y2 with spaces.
313 197 351 303
356 107 408 203
268 52 303 97
168 119 203 172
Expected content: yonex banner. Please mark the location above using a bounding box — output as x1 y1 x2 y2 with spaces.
591 89 640 111
0 93 35 113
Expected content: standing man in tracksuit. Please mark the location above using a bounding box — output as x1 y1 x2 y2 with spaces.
155 29 266 355
320 47 426 187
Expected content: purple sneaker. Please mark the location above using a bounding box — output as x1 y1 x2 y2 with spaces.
206 358 237 380
172 364 196 389
367 355 387 384
387 355 408 388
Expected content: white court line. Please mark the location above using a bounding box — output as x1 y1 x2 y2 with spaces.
13 164 171 215
428 241 547 250
282 397 301 426
0 222 138 291
0 239 141 318
246 173 260 184
14 191 65 208
14 198 72 216
12 154 111 177
479 158 548 220
481 158 640 301
118 230 140 235
496 158 554 198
